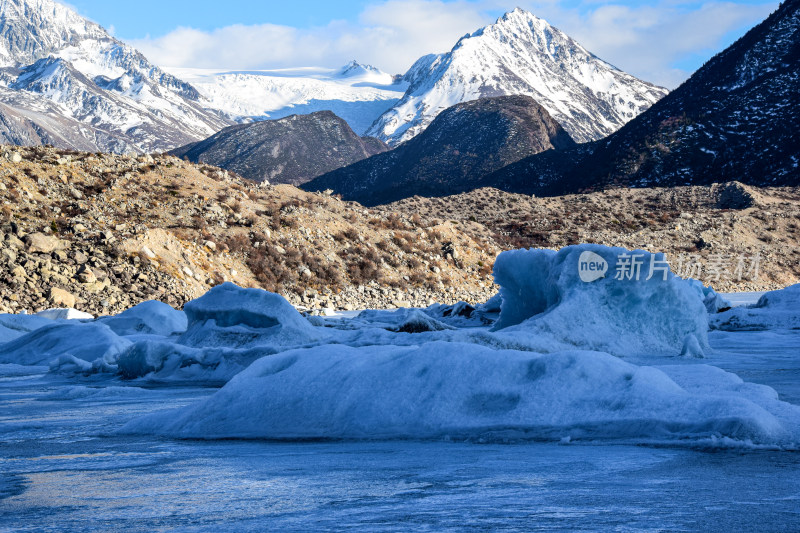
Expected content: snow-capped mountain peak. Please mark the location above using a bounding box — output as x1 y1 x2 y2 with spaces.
337 60 381 78
0 0 230 153
0 0 107 67
367 8 668 145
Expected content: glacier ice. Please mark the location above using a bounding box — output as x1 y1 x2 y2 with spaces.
98 300 187 337
179 282 324 348
116 340 276 382
491 245 710 356
122 341 798 445
0 246 798 447
0 321 131 367
711 283 800 331
0 313 54 344
687 279 733 314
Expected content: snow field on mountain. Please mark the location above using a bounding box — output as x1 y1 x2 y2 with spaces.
170 65 407 135
0 0 229 152
0 244 798 446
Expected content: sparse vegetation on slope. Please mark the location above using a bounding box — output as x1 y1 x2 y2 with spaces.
386 184 800 292
0 145 498 315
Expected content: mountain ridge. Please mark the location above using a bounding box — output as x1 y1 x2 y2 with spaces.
304 95 575 205
366 8 668 146
0 0 231 153
486 0 800 194
170 110 389 185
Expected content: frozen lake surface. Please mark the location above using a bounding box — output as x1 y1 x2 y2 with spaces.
2 329 799 532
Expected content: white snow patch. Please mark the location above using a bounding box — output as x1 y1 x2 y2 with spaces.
35 308 94 321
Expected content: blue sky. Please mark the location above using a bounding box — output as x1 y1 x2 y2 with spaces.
65 1 375 36
63 0 778 88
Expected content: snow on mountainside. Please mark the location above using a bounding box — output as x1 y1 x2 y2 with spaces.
0 0 231 153
367 8 668 146
169 61 407 135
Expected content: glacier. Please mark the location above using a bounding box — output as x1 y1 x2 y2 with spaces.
491 245 709 356
169 62 408 136
711 283 800 331
0 244 798 449
122 341 797 445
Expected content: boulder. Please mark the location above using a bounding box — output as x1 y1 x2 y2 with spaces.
77 265 97 284
0 248 17 264
714 181 755 210
10 265 26 278
49 287 76 308
73 251 89 265
26 233 67 254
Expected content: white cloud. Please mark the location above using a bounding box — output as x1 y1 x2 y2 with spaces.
131 0 486 74
129 0 778 88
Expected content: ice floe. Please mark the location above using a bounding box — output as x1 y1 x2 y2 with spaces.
1 245 798 447
122 341 799 445
710 284 800 331
97 300 187 337
491 245 710 356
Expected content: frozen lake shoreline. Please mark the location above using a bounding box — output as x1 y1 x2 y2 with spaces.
2 328 799 532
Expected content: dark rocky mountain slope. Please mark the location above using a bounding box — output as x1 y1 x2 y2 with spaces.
170 111 388 185
488 0 800 195
303 95 576 205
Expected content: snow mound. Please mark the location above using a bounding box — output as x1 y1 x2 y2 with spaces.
0 314 54 344
492 245 710 356
35 308 95 320
98 300 187 337
179 283 323 348
711 284 800 331
117 340 275 382
0 321 130 367
122 342 798 445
